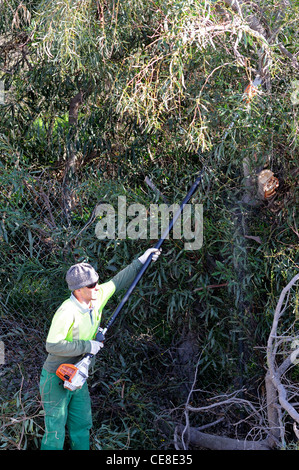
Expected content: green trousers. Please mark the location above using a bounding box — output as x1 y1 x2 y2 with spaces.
39 368 92 450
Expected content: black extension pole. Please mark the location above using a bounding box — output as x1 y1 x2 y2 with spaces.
97 169 204 340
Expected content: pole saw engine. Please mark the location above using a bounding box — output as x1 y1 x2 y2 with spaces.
56 354 93 391
56 328 106 391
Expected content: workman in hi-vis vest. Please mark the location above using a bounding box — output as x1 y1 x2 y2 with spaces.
39 248 161 450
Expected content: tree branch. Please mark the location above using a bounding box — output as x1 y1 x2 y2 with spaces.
175 424 271 450
266 273 299 446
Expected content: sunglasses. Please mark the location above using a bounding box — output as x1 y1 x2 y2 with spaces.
86 281 98 289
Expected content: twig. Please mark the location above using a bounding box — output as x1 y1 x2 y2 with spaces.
24 180 57 228
145 176 169 204
193 282 228 292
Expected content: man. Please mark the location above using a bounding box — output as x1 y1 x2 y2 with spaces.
39 247 161 450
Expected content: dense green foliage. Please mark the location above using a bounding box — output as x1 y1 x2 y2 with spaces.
0 0 298 450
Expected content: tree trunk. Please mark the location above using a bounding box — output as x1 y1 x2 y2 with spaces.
265 371 281 448
176 425 271 450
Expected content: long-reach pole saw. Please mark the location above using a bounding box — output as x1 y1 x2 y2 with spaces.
56 169 204 391
97 169 204 341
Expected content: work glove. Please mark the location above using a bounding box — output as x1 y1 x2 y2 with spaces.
138 248 162 264
89 340 104 355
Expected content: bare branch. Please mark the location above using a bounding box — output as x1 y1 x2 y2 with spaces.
266 273 299 446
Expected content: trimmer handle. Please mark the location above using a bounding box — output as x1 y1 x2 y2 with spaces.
95 327 106 343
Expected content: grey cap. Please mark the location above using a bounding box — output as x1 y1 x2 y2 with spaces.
66 262 99 291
